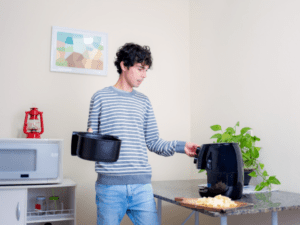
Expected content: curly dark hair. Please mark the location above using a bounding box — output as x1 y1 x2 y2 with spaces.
114 43 153 74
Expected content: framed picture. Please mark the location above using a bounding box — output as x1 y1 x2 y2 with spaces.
50 26 108 76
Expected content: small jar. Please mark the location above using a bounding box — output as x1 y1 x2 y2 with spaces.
48 196 60 214
35 196 46 215
60 201 64 212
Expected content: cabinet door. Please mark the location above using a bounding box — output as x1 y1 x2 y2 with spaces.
0 189 26 225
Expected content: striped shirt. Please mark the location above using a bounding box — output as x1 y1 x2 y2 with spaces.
87 86 186 185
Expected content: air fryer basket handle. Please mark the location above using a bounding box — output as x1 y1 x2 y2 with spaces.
197 145 209 170
71 132 79 156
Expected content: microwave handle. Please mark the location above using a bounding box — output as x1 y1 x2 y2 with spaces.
16 202 20 221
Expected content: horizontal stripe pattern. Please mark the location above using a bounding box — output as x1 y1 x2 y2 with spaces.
87 86 178 185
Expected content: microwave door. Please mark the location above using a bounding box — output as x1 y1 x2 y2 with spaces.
0 149 37 179
0 144 59 180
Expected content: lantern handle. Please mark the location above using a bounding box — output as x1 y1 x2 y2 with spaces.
38 111 44 135
23 111 30 135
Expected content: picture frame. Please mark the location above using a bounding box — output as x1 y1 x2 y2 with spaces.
50 26 108 76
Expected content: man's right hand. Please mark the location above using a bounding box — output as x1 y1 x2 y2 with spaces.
88 128 93 133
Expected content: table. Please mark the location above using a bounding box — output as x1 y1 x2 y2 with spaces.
152 179 300 225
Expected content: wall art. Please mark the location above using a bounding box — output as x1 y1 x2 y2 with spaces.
50 26 108 76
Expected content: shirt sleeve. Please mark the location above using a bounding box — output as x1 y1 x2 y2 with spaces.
143 99 186 156
87 93 101 133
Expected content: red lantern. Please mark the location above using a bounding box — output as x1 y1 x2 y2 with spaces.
23 107 44 138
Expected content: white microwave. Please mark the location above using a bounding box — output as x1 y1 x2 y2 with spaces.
0 138 63 185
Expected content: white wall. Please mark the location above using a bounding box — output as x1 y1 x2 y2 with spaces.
190 0 300 224
0 0 193 224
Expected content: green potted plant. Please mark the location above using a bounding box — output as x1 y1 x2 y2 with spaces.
200 121 281 191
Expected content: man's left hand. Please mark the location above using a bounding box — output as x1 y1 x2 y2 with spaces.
184 142 200 157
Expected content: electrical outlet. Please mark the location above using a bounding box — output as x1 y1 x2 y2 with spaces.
246 130 253 136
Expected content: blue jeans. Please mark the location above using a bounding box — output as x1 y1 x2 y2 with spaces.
95 183 159 225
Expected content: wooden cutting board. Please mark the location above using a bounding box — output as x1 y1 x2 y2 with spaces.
174 197 253 213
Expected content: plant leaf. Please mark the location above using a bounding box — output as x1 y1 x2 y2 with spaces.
255 183 266 191
241 127 251 135
240 136 251 149
253 136 261 142
210 133 222 139
244 161 253 168
211 125 222 131
235 121 240 127
231 136 239 143
198 169 205 173
269 176 281 185
248 171 257 177
242 155 250 161
259 163 264 170
221 133 231 142
253 136 261 141
253 148 259 159
262 171 269 177
236 135 243 142
244 150 251 159
226 127 235 135
255 147 262 152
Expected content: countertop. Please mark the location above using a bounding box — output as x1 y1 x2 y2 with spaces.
151 179 300 217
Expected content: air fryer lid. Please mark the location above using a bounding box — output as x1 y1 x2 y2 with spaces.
71 131 121 162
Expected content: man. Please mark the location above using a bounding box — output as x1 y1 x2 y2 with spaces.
87 43 199 225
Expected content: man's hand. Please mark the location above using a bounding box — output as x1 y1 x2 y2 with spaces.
88 128 93 133
184 142 200 157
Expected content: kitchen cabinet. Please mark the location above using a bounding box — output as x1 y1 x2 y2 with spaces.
0 178 76 225
0 189 27 224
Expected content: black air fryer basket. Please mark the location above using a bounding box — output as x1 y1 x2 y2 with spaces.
71 132 121 162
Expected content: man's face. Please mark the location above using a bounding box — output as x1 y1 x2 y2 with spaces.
123 62 149 88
